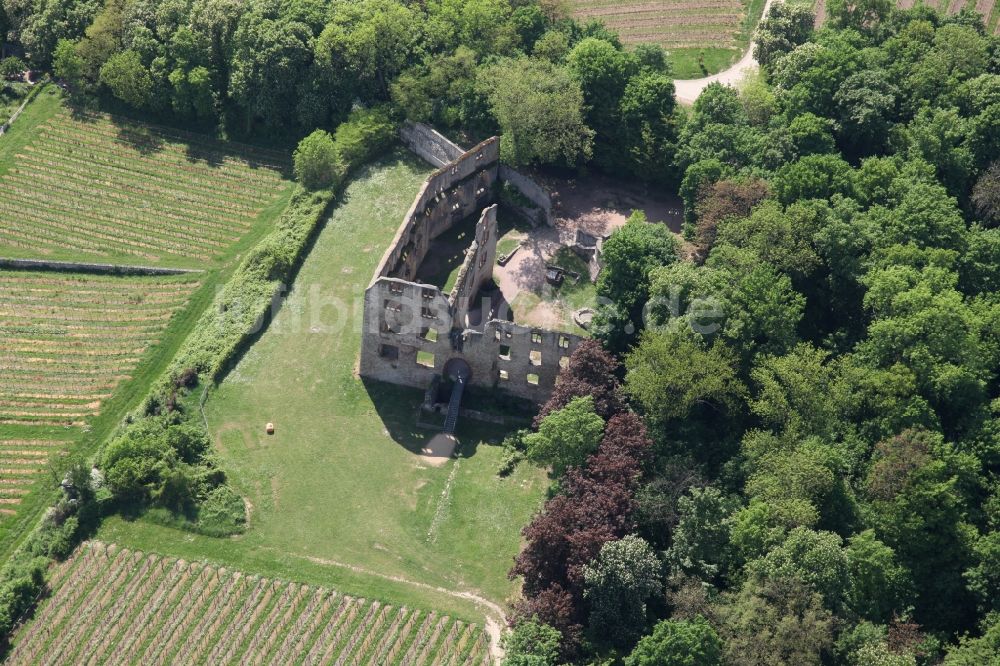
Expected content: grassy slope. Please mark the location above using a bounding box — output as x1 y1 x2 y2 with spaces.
98 151 549 622
668 47 743 79
0 92 294 563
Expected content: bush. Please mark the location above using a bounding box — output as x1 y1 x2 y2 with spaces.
195 485 247 535
293 107 397 191
330 106 396 173
0 57 26 81
145 484 246 537
294 130 338 190
498 448 523 477
99 416 211 506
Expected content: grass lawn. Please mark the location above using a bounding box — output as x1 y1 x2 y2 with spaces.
0 84 62 175
97 150 549 622
496 235 522 259
667 47 742 79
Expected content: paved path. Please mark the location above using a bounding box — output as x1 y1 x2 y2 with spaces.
673 0 777 104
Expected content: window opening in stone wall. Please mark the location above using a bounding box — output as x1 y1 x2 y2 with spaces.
527 373 539 385
416 351 435 368
529 350 542 366
499 345 512 360
499 369 509 381
379 344 399 360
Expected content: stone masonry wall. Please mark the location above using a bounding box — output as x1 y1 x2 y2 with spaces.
448 205 498 324
360 130 584 403
360 279 584 402
498 165 553 226
371 137 499 283
400 122 465 167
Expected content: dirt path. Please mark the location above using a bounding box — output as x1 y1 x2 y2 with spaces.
298 552 507 661
673 0 777 104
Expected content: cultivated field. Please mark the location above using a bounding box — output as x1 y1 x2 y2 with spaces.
581 0 1000 77
0 434 75 521
7 541 492 665
0 271 200 426
0 109 293 268
0 91 296 557
568 0 766 76
901 0 1000 32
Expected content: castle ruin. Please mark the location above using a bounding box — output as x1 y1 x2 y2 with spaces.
359 125 584 406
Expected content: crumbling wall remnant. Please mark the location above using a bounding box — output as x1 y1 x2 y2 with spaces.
499 165 553 226
373 137 499 282
400 122 465 167
360 125 580 403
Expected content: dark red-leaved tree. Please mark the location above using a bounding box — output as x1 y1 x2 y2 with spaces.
587 412 653 488
510 584 583 652
510 410 653 656
693 177 770 260
534 340 626 427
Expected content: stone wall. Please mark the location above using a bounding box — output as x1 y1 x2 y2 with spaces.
400 122 465 167
371 137 499 283
448 205 498 323
359 279 584 402
360 128 583 403
499 165 553 226
0 257 200 276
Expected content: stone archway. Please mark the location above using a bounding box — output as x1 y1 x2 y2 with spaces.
443 357 472 383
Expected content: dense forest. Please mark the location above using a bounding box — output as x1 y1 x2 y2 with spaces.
4 0 1000 663
503 4 1000 664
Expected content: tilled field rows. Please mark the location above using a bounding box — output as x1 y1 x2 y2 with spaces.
0 437 73 517
0 110 291 266
0 271 199 426
8 542 494 666
568 0 745 48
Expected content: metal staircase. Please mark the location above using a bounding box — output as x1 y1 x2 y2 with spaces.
443 376 465 434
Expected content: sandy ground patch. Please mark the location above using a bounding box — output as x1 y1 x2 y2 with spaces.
421 433 458 466
540 171 684 233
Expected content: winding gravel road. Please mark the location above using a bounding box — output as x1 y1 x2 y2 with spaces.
673 0 777 104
